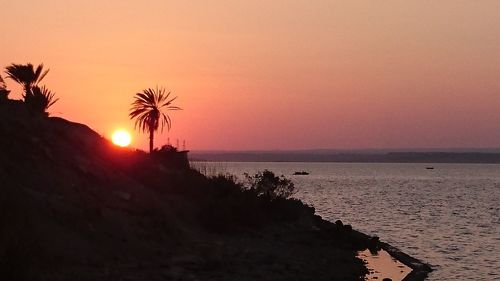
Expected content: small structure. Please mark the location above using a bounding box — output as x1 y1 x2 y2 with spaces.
153 144 190 169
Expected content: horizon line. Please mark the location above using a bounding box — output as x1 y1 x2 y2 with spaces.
190 147 500 153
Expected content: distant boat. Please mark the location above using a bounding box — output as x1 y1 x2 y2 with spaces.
293 171 310 175
426 167 434 170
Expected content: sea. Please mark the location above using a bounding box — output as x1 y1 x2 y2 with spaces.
193 162 499 281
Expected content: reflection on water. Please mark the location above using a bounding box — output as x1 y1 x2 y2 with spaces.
358 249 411 281
196 162 500 281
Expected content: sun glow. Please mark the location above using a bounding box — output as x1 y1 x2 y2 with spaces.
112 129 132 147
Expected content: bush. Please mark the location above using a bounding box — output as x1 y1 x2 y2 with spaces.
24 86 58 115
154 144 178 153
195 174 268 232
244 170 295 200
268 197 315 222
151 144 189 169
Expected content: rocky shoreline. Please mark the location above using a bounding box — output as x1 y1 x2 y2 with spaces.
316 216 432 281
381 242 432 281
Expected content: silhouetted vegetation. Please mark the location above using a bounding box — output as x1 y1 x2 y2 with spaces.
5 63 49 95
244 169 296 199
154 144 178 153
184 173 310 233
151 144 190 169
129 87 181 153
3 63 58 115
25 85 59 115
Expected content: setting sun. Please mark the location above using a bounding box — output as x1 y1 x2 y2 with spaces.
111 129 132 147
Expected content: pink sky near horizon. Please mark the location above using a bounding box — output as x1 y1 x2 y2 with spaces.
1 1 500 150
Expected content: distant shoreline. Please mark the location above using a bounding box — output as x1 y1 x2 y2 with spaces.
190 151 500 164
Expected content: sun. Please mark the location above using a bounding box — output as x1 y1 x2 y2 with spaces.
111 129 132 147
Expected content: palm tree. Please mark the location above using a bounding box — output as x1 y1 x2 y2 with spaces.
5 63 49 97
25 85 59 115
129 87 181 153
4 63 57 114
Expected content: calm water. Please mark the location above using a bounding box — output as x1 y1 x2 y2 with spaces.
195 162 500 281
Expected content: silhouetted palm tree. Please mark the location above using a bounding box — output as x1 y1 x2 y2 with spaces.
25 85 59 115
4 63 57 114
0 75 9 102
129 87 181 153
4 63 49 97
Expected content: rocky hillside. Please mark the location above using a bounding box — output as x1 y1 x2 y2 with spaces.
0 100 370 281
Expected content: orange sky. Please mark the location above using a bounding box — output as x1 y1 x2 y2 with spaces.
1 1 500 150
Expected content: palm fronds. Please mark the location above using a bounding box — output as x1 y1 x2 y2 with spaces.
129 86 181 153
25 85 59 114
5 63 49 94
129 86 181 133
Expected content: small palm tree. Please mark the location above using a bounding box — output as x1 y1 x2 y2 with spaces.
129 87 181 153
25 85 59 115
5 63 49 97
4 63 57 114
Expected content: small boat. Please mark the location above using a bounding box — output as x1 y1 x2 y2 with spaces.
426 167 434 170
293 171 309 175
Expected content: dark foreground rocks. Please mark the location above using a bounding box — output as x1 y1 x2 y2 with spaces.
0 101 432 280
0 102 370 280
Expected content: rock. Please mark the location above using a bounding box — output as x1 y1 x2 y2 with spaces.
344 224 352 232
369 236 380 251
335 220 343 228
114 191 131 201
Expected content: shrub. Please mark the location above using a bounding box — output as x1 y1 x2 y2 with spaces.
207 174 242 192
244 170 295 200
195 174 268 231
268 197 315 222
152 144 189 169
24 85 58 115
155 144 178 153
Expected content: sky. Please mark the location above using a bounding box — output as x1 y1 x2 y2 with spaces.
1 1 500 150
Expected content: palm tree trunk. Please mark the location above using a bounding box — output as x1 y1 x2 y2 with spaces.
149 129 154 154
